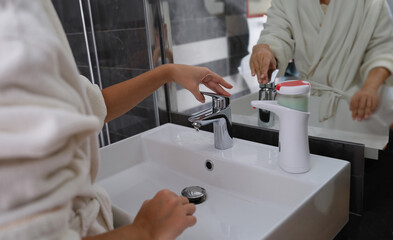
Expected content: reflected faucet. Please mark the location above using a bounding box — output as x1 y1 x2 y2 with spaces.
258 82 276 127
188 92 233 150
258 68 280 128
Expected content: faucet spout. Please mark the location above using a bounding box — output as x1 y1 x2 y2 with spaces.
258 82 276 127
192 122 201 131
188 92 233 150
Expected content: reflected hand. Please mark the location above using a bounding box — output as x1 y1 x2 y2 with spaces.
350 88 379 121
250 44 277 84
168 64 233 103
133 189 197 240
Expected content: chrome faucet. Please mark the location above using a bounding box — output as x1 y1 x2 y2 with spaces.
258 82 276 128
258 69 279 128
188 92 233 150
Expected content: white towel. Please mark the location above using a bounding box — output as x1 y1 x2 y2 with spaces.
0 0 113 239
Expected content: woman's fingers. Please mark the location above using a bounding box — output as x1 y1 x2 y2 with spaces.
192 91 206 103
357 95 367 120
179 196 190 205
184 203 196 216
250 44 277 84
186 215 197 227
350 92 379 121
133 189 198 240
201 72 232 96
250 60 256 77
350 95 359 119
364 97 372 119
371 95 378 113
205 72 233 89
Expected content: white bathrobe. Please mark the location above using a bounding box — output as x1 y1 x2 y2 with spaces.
258 0 393 121
0 0 113 239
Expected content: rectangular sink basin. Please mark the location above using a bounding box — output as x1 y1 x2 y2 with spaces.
96 123 350 240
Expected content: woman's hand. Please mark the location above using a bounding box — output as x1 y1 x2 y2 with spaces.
350 67 390 121
167 64 233 103
250 44 277 84
83 189 196 240
350 88 379 121
132 189 197 240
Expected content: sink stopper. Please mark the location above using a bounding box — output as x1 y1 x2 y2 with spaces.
181 186 207 204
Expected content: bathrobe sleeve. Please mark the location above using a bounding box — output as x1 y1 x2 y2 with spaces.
0 1 112 239
257 0 295 77
360 0 393 85
79 75 108 126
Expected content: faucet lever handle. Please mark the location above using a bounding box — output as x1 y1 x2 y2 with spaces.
200 91 229 99
200 91 230 112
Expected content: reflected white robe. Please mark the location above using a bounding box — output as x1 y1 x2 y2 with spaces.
0 0 113 239
258 0 393 121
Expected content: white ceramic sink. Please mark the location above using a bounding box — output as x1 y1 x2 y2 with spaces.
96 123 350 240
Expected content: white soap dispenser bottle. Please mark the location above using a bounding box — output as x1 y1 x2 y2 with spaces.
251 80 311 173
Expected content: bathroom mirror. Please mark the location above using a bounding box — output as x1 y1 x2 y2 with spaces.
162 0 393 159
247 0 270 18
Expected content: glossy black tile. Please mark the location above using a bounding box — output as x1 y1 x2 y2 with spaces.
99 67 149 88
194 56 251 78
335 151 393 239
66 33 89 66
171 16 226 45
228 55 246 75
225 0 247 15
90 0 146 31
108 106 156 142
350 174 365 215
167 0 214 22
227 34 249 58
94 29 149 69
226 14 250 36
167 0 246 19
77 66 92 81
197 58 229 78
384 128 393 152
53 0 145 33
52 0 84 33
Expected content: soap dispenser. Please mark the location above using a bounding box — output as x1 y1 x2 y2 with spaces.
251 80 311 173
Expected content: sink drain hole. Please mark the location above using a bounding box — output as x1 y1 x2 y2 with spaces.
205 160 214 171
181 186 207 204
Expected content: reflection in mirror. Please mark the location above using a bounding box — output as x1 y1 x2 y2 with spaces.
165 0 253 112
247 0 270 17
163 0 393 159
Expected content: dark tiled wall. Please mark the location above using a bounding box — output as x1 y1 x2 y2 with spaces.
167 0 249 77
52 0 156 144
